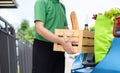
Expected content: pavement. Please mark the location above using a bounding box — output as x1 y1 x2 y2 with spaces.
65 54 76 73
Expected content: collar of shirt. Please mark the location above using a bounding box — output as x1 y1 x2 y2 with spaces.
50 0 59 3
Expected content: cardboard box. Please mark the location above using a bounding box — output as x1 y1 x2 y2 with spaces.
53 29 94 53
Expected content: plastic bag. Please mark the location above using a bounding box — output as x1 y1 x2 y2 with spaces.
94 14 114 63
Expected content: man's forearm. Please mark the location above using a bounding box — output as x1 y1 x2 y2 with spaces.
35 21 66 45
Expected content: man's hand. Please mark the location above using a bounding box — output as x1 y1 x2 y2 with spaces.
62 41 76 54
61 35 78 54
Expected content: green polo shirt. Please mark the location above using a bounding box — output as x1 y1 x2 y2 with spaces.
34 0 68 42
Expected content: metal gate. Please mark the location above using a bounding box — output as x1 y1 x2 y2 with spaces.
0 16 17 73
17 32 33 73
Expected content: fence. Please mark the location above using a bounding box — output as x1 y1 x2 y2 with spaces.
0 16 17 73
16 32 33 73
0 16 33 73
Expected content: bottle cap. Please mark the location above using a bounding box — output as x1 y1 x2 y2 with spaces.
85 24 88 26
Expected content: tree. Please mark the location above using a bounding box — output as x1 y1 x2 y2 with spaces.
17 19 34 43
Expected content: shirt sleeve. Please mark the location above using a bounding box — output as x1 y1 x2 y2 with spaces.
64 15 68 26
34 0 46 23
60 3 68 26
